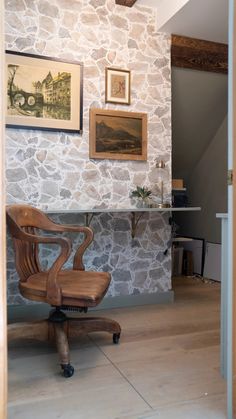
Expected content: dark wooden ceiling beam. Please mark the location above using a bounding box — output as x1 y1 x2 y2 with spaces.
171 34 228 74
115 0 137 6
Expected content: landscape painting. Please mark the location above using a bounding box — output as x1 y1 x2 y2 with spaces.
89 108 147 161
6 51 83 132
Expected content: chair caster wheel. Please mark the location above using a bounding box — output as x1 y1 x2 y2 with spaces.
113 333 120 344
61 363 74 378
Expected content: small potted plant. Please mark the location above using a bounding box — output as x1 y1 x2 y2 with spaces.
131 186 152 207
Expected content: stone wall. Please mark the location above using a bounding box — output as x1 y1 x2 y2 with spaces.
5 0 172 304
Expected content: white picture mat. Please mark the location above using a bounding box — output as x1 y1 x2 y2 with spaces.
106 69 130 103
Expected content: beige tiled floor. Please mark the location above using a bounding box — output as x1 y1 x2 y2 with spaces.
8 277 227 419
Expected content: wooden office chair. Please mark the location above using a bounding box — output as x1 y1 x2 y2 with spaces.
7 204 121 377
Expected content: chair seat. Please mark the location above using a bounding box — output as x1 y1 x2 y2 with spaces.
19 270 111 307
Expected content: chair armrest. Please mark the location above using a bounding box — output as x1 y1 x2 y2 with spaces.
64 225 94 271
40 216 92 235
40 220 94 271
17 230 72 306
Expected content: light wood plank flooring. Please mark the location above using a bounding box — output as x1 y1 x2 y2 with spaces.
8 277 227 419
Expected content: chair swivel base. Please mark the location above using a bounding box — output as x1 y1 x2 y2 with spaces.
8 309 121 378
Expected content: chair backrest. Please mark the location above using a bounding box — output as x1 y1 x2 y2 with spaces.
6 205 50 282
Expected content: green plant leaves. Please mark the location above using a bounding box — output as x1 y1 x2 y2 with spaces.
131 186 152 198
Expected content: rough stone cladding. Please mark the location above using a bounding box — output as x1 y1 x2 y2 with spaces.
5 0 172 304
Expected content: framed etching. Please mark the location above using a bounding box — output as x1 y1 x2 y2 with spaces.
105 67 131 105
5 50 83 132
89 108 147 161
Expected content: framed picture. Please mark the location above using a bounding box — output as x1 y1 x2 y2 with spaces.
5 50 83 133
105 67 130 105
89 108 147 161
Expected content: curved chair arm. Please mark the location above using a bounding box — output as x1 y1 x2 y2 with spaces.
39 220 94 271
14 229 72 306
62 225 94 271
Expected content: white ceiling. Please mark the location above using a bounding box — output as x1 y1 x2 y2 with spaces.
138 0 228 44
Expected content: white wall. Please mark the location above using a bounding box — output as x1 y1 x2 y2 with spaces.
172 68 228 181
175 116 227 243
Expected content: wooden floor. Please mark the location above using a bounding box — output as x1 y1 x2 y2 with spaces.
8 277 227 419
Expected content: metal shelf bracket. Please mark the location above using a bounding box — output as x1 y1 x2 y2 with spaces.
131 211 145 238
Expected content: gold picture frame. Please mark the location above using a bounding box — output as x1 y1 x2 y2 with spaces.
6 50 83 133
105 67 131 105
89 108 147 161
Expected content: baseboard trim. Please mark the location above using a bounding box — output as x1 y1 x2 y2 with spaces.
7 290 174 323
